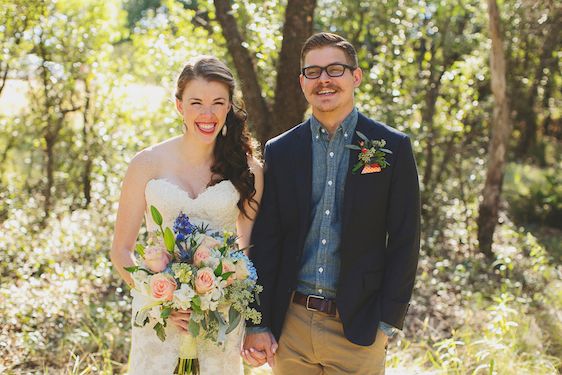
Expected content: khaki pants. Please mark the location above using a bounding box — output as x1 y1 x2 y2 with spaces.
273 302 387 375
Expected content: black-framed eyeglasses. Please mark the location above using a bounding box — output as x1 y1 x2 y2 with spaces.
301 63 357 79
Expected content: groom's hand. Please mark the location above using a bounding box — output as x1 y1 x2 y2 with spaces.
242 331 278 367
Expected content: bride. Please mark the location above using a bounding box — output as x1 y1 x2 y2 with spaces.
110 56 263 374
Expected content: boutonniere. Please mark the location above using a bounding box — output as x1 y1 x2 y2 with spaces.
345 131 393 174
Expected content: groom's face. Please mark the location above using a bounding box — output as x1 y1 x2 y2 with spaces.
300 46 362 117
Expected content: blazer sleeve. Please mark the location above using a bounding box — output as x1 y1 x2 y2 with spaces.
248 142 283 328
381 135 421 329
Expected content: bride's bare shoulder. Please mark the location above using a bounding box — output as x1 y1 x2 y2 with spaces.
127 136 181 179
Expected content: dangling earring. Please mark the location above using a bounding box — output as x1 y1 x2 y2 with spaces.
222 124 228 136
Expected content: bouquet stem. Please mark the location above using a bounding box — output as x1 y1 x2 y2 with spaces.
177 332 198 374
177 358 198 374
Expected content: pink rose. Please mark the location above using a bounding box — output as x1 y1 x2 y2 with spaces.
150 273 177 301
193 246 212 267
200 236 221 249
195 267 216 294
222 260 236 286
143 245 171 272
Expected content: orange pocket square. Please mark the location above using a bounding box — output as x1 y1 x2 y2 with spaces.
361 164 382 174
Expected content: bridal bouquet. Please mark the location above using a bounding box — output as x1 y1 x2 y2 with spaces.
126 206 262 372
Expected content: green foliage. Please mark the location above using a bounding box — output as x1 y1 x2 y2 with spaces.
504 162 562 229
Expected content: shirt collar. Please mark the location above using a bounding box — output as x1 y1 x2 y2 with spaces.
310 107 358 138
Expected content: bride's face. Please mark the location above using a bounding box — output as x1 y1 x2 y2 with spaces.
176 78 232 144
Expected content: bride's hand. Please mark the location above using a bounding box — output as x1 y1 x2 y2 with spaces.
169 309 192 332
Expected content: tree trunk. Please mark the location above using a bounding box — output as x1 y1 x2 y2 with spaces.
270 0 316 139
213 0 271 143
43 137 55 218
477 0 512 258
214 0 316 146
82 81 92 207
421 73 442 189
0 62 8 96
516 7 561 155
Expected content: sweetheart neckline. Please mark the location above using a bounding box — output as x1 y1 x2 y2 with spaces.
146 178 233 201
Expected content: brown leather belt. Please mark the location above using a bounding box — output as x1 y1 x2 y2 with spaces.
293 291 337 316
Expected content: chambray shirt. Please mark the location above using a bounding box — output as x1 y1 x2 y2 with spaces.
295 109 357 298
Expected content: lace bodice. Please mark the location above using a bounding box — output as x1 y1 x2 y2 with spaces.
127 178 244 375
144 178 240 232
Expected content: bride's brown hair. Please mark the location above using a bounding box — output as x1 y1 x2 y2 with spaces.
175 56 259 218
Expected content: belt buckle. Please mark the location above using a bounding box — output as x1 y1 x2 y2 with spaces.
306 294 324 312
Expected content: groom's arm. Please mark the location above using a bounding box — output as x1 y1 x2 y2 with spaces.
248 141 284 330
381 135 421 330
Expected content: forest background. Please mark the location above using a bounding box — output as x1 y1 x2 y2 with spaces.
1 0 561 374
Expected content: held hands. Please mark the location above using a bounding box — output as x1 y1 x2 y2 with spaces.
169 309 192 332
242 331 278 368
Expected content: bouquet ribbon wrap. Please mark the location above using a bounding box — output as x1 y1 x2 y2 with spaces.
179 333 197 359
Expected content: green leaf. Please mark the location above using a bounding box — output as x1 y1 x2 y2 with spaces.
188 319 200 337
214 260 223 277
345 144 362 151
226 307 242 334
135 244 145 257
124 266 139 273
164 227 175 253
213 310 226 326
221 271 235 280
150 205 163 226
161 306 172 320
356 130 369 143
352 161 363 173
154 322 167 342
255 290 261 306
380 148 393 154
191 296 202 314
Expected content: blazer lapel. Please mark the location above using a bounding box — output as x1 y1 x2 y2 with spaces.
342 114 371 229
294 122 313 249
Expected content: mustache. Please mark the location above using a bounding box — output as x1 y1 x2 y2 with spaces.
313 84 339 92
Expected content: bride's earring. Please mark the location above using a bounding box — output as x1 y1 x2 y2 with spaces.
222 124 227 136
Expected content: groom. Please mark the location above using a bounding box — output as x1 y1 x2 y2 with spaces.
243 32 420 374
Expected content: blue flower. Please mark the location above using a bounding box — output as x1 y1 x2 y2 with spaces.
173 212 195 238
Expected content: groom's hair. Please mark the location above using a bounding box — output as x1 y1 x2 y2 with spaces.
300 32 358 69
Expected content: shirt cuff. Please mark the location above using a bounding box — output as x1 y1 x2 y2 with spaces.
379 321 398 338
245 326 271 335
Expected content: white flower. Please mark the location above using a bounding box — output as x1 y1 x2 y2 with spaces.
131 271 151 294
173 283 196 310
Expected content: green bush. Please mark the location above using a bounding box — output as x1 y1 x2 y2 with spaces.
504 163 562 229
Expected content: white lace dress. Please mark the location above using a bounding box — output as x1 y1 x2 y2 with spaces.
127 178 245 375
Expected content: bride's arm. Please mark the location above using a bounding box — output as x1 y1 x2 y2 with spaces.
110 151 154 287
236 157 264 252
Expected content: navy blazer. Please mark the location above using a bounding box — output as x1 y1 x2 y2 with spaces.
249 112 421 346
